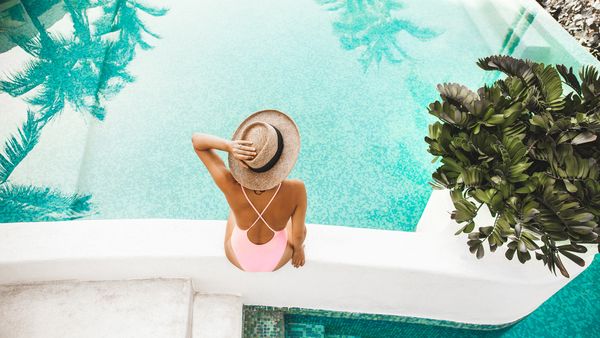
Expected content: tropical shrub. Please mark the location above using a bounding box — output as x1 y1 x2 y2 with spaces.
425 55 600 277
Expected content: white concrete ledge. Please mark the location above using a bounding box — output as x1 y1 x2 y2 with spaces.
193 294 242 338
0 279 193 338
0 190 594 326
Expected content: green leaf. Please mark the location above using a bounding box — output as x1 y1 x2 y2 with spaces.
455 221 475 235
436 83 479 109
479 226 493 236
535 64 565 111
476 244 484 259
556 64 581 94
530 115 548 129
563 179 578 193
505 248 516 260
517 240 527 253
517 249 531 264
486 114 505 125
559 250 585 267
477 55 537 86
572 213 594 222
571 131 597 145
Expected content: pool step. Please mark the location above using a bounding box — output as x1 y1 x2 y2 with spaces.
192 293 243 338
0 279 193 338
242 307 285 337
286 322 325 337
459 0 551 60
284 322 363 338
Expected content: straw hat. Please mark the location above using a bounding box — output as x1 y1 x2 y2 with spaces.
228 110 300 190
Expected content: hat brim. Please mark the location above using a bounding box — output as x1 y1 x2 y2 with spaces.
228 110 300 190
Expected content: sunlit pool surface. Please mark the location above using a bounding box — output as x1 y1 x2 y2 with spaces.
2 0 497 230
1 0 596 230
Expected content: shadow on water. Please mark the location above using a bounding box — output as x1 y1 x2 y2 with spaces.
0 0 167 222
316 0 440 71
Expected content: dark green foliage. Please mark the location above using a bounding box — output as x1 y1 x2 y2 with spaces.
426 55 600 277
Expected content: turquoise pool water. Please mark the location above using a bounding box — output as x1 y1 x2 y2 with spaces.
1 0 595 230
1 0 494 230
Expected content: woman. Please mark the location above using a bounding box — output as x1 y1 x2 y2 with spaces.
191 110 307 272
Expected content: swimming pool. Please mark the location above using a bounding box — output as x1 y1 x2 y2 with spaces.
2 0 502 230
2 0 599 231
1 0 596 230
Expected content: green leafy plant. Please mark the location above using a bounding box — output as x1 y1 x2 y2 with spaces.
425 55 600 277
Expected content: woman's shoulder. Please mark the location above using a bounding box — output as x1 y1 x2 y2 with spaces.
284 179 306 200
284 178 305 189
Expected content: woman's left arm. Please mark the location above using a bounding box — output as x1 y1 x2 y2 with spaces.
191 133 255 191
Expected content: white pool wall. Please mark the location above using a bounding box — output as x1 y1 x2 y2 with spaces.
0 189 594 326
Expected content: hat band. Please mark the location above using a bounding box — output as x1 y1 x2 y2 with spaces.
249 124 284 173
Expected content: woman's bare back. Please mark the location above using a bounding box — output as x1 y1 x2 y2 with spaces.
192 131 307 269
222 179 304 271
224 179 303 245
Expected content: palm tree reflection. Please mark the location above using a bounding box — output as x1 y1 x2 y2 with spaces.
0 0 167 222
317 0 438 71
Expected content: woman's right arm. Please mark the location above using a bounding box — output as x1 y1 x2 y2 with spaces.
291 180 307 268
191 133 256 191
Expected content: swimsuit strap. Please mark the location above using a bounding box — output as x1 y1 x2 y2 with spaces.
241 182 282 232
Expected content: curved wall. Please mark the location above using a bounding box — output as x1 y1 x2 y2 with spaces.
0 191 593 326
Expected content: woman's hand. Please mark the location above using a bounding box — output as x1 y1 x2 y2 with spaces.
228 140 256 167
291 244 305 268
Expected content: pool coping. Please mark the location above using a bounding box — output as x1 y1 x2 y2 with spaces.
0 190 594 326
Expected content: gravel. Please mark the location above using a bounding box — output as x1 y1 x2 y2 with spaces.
537 0 600 61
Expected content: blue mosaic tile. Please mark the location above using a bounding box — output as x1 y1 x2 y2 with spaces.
286 322 325 338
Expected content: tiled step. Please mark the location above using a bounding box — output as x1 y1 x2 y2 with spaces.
0 279 193 338
243 307 285 338
192 293 242 338
459 0 551 60
285 322 324 338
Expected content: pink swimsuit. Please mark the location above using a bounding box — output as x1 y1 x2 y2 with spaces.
230 182 288 272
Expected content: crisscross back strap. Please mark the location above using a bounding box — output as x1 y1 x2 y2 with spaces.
241 182 282 232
